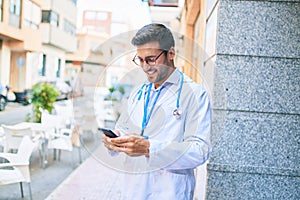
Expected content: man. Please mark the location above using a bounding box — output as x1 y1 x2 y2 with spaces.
102 23 211 200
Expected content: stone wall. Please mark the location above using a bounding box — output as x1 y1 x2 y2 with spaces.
205 0 300 199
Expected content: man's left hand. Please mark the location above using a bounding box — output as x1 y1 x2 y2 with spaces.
109 135 150 157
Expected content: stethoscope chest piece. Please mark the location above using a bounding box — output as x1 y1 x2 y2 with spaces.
173 108 182 119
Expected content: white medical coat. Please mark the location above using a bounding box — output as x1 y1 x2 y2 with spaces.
113 69 211 200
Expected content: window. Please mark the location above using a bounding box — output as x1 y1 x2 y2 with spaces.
56 59 61 78
63 19 76 35
50 12 59 26
85 11 108 21
23 0 41 29
42 11 50 22
0 0 3 22
10 0 21 15
39 54 46 76
42 10 59 27
97 12 108 21
9 0 21 27
85 11 96 20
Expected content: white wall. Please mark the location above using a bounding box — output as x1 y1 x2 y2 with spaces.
40 45 66 81
0 44 11 86
26 52 42 85
52 0 77 25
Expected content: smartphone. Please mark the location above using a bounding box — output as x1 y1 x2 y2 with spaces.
99 127 119 138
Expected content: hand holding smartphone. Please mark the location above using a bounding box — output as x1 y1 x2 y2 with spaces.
99 127 119 138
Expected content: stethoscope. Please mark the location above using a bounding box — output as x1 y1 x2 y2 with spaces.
132 71 184 135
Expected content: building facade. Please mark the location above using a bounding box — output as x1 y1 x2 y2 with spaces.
0 0 42 91
37 0 77 83
0 0 77 94
65 9 111 88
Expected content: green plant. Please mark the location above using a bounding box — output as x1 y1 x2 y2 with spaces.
29 82 60 122
106 85 126 101
107 86 117 101
118 86 125 95
108 86 116 94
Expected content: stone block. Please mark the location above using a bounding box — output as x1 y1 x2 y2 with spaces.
206 170 300 200
207 109 300 199
210 110 300 174
212 55 300 114
217 1 300 58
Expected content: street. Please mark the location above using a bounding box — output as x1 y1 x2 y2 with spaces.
0 102 32 125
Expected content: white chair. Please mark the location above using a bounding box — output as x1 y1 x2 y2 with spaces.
54 100 73 115
47 128 73 160
54 102 82 161
1 124 40 153
41 111 66 132
54 102 74 127
41 111 81 163
0 136 36 200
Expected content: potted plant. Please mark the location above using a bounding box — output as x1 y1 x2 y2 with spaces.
29 82 60 122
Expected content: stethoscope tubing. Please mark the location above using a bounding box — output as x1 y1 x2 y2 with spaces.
132 71 184 135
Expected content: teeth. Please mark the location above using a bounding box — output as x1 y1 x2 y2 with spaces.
148 71 155 75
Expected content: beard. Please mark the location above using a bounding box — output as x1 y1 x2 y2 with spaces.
146 62 174 86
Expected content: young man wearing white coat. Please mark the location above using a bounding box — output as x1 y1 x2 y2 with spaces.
102 23 212 200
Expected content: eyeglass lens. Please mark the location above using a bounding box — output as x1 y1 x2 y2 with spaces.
133 51 165 67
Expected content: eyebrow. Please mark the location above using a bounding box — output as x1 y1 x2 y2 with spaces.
137 55 157 60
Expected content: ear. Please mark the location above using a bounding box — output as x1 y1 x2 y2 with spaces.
168 47 175 60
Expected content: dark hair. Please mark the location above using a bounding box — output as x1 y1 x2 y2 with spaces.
131 23 175 51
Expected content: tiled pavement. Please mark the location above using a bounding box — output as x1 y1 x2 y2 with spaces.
45 147 123 200
44 145 207 200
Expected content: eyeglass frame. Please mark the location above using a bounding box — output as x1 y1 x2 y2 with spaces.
132 50 167 67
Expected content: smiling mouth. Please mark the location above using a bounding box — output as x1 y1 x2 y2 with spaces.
147 70 156 76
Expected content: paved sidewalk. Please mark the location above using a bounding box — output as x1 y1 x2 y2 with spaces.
45 147 122 200
45 146 207 200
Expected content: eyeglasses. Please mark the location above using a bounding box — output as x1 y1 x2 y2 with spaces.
132 50 166 67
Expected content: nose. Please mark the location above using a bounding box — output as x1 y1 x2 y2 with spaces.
141 62 151 70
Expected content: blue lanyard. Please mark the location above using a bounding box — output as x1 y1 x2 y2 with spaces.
141 83 164 135
176 71 184 109
135 71 184 135
133 83 146 102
